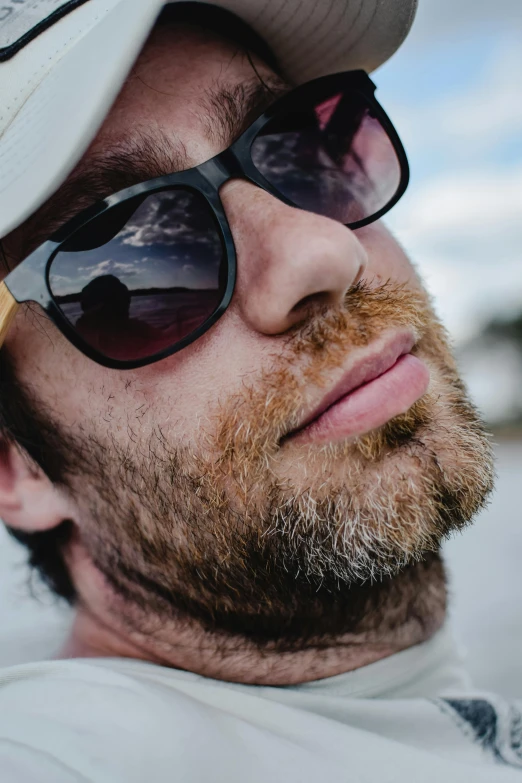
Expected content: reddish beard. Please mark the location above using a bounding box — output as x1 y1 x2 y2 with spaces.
3 281 495 651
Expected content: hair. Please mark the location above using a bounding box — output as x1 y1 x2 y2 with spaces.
0 2 280 605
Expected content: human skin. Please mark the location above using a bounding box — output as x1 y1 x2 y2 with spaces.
0 21 493 684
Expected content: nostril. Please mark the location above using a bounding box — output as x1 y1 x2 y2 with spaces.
290 291 335 315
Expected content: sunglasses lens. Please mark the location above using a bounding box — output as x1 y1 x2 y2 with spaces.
49 189 225 363
251 88 402 225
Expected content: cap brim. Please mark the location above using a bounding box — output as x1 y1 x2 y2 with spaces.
0 0 417 238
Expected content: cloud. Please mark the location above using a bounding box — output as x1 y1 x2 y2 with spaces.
382 37 522 170
404 0 522 44
438 43 522 150
87 259 111 279
392 164 522 241
112 261 143 276
387 164 522 341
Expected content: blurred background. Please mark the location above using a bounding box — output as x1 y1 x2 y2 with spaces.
378 0 522 697
0 0 521 697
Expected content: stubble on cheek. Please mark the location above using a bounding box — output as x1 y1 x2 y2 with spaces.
52 280 494 645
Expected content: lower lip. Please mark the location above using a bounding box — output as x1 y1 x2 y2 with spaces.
288 354 430 445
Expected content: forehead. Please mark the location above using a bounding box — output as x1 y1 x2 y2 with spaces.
91 21 279 159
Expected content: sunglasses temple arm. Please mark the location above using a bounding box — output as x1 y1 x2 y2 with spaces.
0 282 19 349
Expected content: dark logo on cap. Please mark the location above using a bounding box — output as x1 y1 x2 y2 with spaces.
0 1 28 24
0 0 91 61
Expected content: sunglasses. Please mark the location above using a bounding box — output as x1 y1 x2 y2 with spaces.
0 70 409 370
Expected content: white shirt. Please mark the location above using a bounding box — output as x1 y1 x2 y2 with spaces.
0 625 520 781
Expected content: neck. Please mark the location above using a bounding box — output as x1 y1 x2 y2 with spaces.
57 541 447 685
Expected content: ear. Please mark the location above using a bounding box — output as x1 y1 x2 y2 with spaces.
0 439 76 532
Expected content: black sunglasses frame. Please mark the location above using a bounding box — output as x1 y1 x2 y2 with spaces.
3 70 409 370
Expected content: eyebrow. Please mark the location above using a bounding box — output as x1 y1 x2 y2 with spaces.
21 74 290 258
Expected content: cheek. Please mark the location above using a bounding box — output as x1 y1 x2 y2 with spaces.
8 311 121 428
8 304 253 451
356 222 421 290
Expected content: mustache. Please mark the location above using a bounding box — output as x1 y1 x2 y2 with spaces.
287 279 428 360
205 280 442 470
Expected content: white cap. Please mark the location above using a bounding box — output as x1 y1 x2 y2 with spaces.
0 0 417 239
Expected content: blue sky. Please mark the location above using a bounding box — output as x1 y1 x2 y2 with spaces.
370 0 522 345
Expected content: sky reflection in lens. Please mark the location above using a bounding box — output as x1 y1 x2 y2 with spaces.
251 91 401 224
49 189 224 361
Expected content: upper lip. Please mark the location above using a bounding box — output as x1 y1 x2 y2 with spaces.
286 330 417 438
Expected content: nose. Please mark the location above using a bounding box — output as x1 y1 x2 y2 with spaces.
220 180 367 335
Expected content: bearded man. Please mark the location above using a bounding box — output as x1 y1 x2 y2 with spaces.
0 1 519 781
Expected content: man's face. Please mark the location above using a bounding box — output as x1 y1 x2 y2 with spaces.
3 21 494 648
